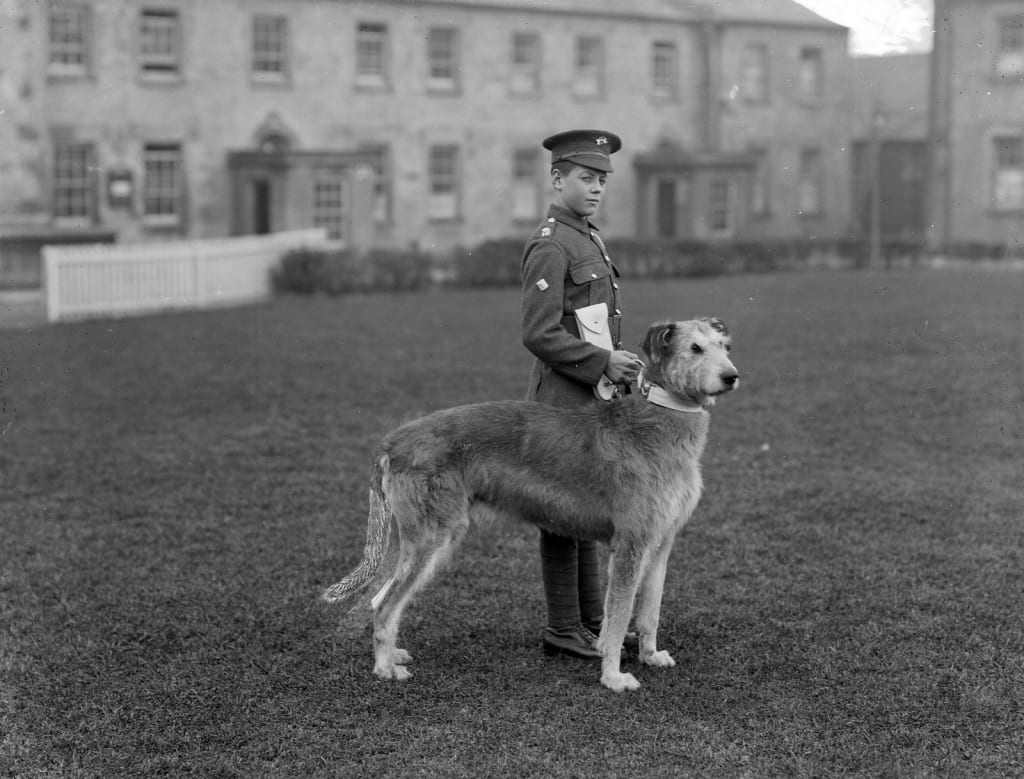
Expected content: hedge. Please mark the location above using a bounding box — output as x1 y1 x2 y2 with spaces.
272 236 1022 296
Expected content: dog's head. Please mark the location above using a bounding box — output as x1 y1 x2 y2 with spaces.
640 318 739 408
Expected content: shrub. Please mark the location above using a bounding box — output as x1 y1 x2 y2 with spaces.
449 239 523 287
273 246 432 295
272 247 329 294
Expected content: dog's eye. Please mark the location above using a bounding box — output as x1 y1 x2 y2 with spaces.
725 344 732 353
691 343 703 354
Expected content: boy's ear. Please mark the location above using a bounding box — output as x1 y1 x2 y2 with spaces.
551 169 562 189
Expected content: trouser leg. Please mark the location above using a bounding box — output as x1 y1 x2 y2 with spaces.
539 530 602 661
577 539 604 634
539 529 580 629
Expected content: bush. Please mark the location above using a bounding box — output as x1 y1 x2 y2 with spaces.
448 239 523 287
273 235 988 296
272 246 432 295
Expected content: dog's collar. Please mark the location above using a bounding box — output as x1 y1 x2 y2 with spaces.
641 380 704 413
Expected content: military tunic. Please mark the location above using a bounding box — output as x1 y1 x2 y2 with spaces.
521 204 623 408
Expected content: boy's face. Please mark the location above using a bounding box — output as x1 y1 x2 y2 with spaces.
553 165 609 218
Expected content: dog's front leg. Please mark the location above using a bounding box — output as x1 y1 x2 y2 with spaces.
634 535 676 669
598 545 645 692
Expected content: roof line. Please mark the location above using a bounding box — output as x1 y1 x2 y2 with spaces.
351 0 847 30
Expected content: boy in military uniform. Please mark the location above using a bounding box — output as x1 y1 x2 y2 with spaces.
521 129 642 660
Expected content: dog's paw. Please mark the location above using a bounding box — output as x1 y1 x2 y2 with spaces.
392 648 413 665
601 671 641 692
373 662 413 681
641 649 676 668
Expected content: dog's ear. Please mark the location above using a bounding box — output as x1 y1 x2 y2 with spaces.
640 321 676 364
700 317 729 336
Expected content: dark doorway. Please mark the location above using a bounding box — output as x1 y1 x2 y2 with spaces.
252 179 272 234
852 140 926 240
656 178 677 238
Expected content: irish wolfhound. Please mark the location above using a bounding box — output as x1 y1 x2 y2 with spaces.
322 318 738 692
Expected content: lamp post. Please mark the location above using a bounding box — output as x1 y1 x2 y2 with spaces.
869 107 888 269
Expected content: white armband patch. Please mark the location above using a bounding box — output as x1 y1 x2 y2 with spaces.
536 279 549 291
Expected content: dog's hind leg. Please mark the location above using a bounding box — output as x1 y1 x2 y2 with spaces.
598 543 647 692
370 523 462 681
633 533 677 669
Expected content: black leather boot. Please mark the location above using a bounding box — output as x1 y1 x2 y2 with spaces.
543 625 602 661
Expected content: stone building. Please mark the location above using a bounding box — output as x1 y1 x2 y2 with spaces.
0 0 851 287
929 0 1024 248
848 53 930 242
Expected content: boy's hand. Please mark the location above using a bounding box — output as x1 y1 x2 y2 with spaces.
605 350 643 384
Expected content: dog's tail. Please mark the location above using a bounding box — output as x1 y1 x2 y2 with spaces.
320 454 392 609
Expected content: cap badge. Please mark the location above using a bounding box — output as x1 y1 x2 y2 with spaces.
595 136 608 146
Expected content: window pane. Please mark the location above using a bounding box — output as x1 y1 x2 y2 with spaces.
53 143 94 221
512 147 540 220
999 16 1024 50
798 47 822 100
144 144 182 221
994 136 1024 209
49 5 90 74
742 43 768 101
428 27 458 87
798 148 823 213
140 10 181 74
996 136 1024 167
750 147 771 216
510 31 540 94
428 146 459 220
574 37 604 98
357 22 388 84
359 144 391 224
709 179 733 232
253 16 287 78
652 42 677 97
314 173 347 240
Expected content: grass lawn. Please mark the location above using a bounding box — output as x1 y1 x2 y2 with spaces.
1 270 1022 777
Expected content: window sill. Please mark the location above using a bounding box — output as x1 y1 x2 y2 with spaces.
251 73 291 88
47 68 92 83
53 217 96 230
426 84 462 97
354 76 391 93
138 71 185 87
142 216 183 231
649 92 681 105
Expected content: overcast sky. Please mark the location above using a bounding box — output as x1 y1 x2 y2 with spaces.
793 0 932 56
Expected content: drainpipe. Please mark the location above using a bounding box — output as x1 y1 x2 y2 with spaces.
926 0 952 250
698 18 723 152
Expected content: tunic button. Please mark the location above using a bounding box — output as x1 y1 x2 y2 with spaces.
613 283 619 290
615 308 622 315
590 273 598 279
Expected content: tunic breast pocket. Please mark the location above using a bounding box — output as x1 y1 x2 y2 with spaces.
567 260 612 307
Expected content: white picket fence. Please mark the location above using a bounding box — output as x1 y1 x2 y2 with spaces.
43 229 329 322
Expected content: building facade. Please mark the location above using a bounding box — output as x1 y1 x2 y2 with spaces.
848 53 930 242
929 0 1024 248
0 0 850 287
